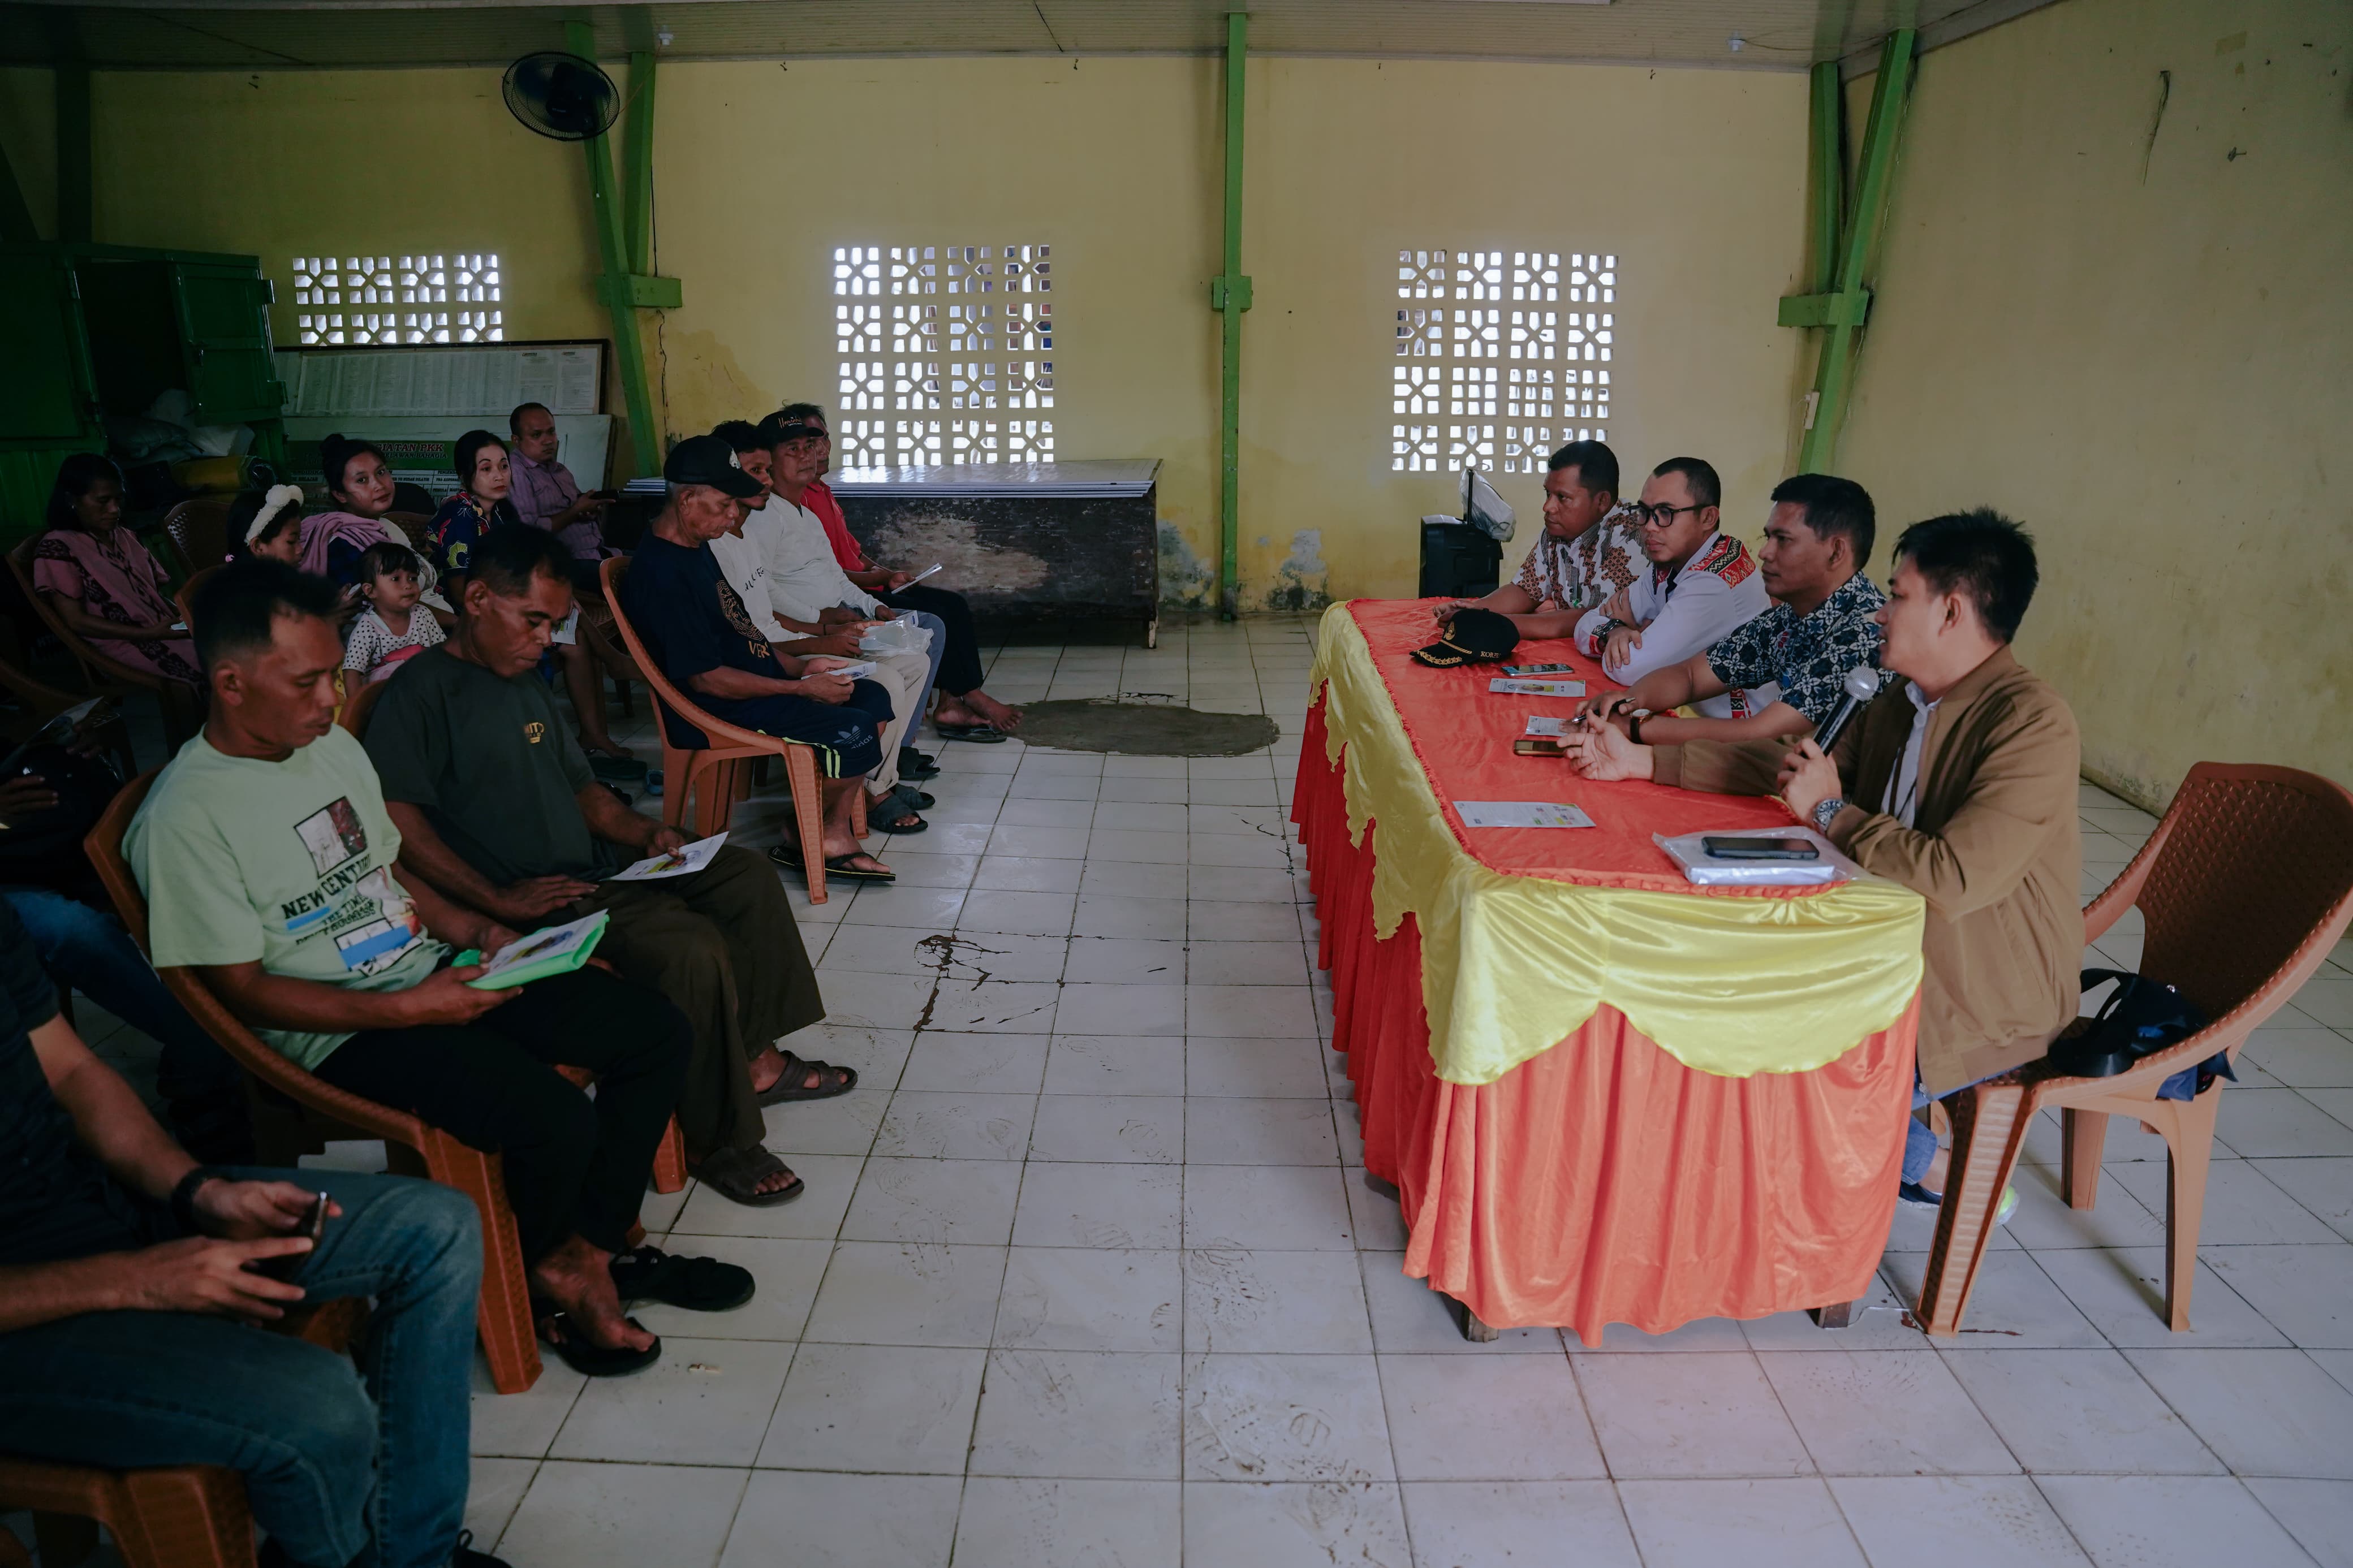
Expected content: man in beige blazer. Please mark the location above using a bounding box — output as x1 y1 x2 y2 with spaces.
1566 509 2080 1212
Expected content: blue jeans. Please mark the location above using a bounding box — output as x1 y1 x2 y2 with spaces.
1905 1066 2013 1187
0 1170 483 1568
2 887 240 1105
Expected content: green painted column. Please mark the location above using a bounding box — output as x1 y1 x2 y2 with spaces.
1794 29 1915 476
565 20 663 478
1212 11 1252 620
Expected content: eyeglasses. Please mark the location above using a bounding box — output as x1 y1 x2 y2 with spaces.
1630 503 1704 529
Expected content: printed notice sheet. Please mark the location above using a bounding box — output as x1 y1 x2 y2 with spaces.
606 832 729 883
1455 801 1597 830
1489 677 1587 697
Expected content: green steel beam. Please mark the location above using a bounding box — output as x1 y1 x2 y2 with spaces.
566 19 662 478
55 63 92 245
1794 28 1914 475
621 49 656 276
0 136 38 244
1807 61 1843 296
1213 10 1251 621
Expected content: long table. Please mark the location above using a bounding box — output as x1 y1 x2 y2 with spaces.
1295 600 1927 1342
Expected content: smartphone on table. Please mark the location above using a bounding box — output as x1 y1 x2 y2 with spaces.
1700 836 1820 862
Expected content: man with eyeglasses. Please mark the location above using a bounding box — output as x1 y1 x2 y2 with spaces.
1572 456 1771 716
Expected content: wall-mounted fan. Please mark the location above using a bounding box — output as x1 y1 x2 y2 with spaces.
502 51 620 141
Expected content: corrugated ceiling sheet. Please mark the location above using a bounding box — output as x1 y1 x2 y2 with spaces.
0 0 1996 71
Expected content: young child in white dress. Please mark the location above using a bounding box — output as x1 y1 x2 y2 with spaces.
341 541 446 684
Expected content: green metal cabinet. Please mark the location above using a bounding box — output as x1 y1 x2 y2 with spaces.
0 241 287 543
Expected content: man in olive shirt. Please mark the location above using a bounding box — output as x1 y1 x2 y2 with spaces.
365 525 852 1209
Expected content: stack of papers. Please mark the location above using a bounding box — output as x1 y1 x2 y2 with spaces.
1523 716 1573 737
1490 677 1586 697
1455 801 1596 830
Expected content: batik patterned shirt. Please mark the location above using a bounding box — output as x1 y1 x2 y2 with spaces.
1704 571 1886 724
1508 504 1643 610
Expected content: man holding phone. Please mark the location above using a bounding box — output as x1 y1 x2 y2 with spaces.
0 891 512 1568
1563 511 2080 1211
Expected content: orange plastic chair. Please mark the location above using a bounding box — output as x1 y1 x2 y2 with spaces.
0 647 136 779
334 673 387 737
597 556 863 904
173 564 222 636
0 1302 366 1568
84 774 686 1395
7 537 202 750
380 511 434 550
161 498 232 578
1917 763 2353 1335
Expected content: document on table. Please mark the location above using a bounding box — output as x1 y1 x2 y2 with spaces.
1490 677 1586 697
606 832 729 882
1455 801 1596 830
1523 716 1574 737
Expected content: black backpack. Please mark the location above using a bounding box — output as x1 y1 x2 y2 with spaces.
2049 967 2234 1102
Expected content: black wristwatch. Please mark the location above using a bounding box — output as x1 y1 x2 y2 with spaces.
1627 712 1645 745
170 1165 229 1233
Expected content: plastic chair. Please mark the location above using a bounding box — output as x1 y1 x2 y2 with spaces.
1917 763 2353 1335
6 537 202 750
172 564 221 636
0 647 136 779
161 498 232 578
334 673 387 737
84 774 687 1395
597 556 863 904
381 511 434 550
0 1302 367 1568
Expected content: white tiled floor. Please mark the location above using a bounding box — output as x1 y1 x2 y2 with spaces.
36 614 2353 1567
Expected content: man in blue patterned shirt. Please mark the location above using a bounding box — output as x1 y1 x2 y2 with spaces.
1572 474 1882 748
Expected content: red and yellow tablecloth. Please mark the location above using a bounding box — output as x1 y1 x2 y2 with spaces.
1296 599 1925 1338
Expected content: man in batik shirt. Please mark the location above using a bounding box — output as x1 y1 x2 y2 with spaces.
1434 440 1641 638
1574 473 1885 746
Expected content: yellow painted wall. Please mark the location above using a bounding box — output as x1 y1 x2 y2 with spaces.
2 54 1813 609
1837 0 2353 806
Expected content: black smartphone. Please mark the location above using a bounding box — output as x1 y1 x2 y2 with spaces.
1701 836 1820 861
253 1191 331 1282
1514 737 1569 757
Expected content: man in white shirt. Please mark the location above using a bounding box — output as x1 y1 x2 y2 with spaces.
704 421 933 831
1572 456 1772 718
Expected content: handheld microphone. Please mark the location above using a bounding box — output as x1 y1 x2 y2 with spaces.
1812 665 1886 754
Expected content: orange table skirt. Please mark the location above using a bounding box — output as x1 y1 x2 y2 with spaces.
1296 697 1918 1342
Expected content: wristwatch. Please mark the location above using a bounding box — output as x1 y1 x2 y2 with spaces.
170 1165 229 1233
1812 796 1847 832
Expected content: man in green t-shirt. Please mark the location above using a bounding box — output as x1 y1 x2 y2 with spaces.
127 560 719 1376
365 524 849 1210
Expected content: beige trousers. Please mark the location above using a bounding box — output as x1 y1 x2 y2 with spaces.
861 646 932 794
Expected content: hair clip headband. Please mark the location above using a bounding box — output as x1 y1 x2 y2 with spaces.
247 483 305 545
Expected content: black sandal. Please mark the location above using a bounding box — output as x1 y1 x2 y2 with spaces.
757 1051 858 1105
688 1143 806 1207
868 798 929 834
933 722 1006 742
768 844 898 882
610 1245 756 1311
532 1303 661 1377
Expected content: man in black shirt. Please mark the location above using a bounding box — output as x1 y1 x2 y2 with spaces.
619 435 898 884
0 897 507 1568
369 524 852 1211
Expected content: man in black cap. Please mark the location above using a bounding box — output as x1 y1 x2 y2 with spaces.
618 436 899 884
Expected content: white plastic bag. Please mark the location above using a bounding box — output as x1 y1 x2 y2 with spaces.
860 616 933 657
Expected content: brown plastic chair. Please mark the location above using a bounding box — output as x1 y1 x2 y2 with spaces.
335 672 387 737
0 649 136 779
173 564 222 636
7 536 203 751
381 511 434 550
1917 763 2353 1335
161 498 232 578
0 1302 367 1568
598 556 863 904
84 774 686 1395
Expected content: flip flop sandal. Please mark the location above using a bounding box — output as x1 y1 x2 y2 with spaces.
768 845 899 882
933 722 1006 742
688 1143 806 1207
757 1051 859 1105
532 1302 662 1377
610 1245 756 1311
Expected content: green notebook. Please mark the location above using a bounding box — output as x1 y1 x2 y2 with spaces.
454 909 610 990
